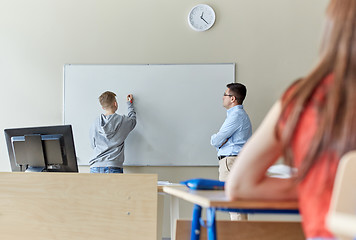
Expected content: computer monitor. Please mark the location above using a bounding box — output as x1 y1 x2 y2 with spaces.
4 125 78 172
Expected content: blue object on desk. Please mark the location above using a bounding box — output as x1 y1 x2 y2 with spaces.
180 178 225 190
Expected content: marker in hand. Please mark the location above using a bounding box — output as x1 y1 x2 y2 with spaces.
127 94 133 103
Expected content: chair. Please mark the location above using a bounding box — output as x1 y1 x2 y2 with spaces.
326 151 356 240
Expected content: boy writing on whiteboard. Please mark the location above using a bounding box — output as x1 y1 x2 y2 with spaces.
89 91 136 173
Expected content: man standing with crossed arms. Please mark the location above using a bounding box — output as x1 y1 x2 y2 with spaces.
211 83 252 181
211 83 252 219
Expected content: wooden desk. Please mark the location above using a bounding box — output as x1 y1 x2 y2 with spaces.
163 186 300 240
0 173 157 240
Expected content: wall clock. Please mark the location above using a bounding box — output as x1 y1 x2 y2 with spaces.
188 4 216 32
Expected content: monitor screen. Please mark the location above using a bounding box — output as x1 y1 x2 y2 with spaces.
4 125 78 172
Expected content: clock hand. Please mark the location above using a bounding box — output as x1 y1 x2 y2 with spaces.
200 12 209 24
200 16 209 24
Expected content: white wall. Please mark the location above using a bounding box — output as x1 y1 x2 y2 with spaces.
0 0 328 237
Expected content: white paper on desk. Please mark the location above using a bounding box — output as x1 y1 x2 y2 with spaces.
157 181 172 185
267 164 297 179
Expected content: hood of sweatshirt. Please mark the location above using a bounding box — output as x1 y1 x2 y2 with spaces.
98 113 123 139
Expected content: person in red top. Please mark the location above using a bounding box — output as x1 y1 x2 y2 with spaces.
225 0 356 239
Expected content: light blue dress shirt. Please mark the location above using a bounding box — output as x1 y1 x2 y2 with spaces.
211 105 252 157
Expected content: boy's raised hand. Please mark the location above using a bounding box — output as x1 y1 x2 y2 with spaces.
127 94 133 103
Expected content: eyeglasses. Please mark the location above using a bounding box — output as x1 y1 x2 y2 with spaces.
223 93 235 97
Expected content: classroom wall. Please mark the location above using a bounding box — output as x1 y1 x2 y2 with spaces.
0 0 328 237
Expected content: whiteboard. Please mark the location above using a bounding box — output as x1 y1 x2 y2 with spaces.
64 64 235 166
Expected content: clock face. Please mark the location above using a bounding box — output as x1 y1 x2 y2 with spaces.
188 4 215 32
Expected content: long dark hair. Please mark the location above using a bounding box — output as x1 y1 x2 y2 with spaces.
276 0 356 180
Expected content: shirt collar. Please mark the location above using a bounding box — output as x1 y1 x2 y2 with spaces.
227 104 243 114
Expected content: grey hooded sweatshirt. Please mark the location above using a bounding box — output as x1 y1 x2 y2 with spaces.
89 102 136 168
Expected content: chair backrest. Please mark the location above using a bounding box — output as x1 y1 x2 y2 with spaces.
0 172 157 240
326 151 356 240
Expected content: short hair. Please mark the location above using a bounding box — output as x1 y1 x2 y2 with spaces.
226 83 247 104
99 91 117 109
